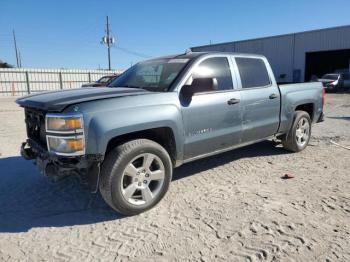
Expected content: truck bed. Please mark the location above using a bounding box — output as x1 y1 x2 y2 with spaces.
278 82 324 134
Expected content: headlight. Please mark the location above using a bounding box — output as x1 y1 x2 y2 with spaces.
45 113 85 156
46 114 83 133
47 136 85 155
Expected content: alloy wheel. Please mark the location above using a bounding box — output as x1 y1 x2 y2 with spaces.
120 153 165 205
295 117 310 147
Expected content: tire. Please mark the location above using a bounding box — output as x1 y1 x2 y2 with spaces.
99 139 172 216
326 85 336 93
282 111 312 152
332 85 340 93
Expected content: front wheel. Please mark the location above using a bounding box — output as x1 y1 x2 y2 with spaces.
282 111 311 152
99 139 173 215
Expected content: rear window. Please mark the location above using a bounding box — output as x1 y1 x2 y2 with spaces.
235 57 271 88
98 76 113 83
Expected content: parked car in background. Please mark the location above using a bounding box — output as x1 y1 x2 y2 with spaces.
82 74 118 87
318 73 350 92
17 52 324 215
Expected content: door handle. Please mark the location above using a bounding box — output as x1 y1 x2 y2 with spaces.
227 98 240 105
269 93 278 99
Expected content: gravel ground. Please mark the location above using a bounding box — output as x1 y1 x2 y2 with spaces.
0 94 349 261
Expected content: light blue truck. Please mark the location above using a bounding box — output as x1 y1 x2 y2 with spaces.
17 52 325 215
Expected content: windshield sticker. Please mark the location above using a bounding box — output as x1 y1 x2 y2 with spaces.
168 59 189 63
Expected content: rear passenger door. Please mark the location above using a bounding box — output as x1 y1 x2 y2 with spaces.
233 56 280 143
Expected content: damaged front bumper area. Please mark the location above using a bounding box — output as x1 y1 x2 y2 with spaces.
21 139 104 192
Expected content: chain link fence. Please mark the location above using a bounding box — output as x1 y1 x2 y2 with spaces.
0 68 122 96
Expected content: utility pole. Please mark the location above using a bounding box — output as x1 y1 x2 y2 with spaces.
101 16 115 70
18 49 22 67
106 16 111 70
13 30 20 67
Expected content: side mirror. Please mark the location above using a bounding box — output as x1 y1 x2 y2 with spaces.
182 77 218 98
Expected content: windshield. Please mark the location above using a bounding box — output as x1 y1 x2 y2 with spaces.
109 58 190 92
321 74 339 80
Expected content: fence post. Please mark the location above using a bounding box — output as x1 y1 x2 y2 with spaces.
25 71 31 94
11 82 16 96
88 72 91 83
59 72 63 89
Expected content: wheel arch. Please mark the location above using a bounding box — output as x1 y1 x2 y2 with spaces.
105 127 178 166
295 103 315 121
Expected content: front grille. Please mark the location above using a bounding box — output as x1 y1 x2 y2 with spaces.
25 108 47 148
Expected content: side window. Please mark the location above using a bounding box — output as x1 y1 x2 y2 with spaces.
235 57 271 88
193 57 233 91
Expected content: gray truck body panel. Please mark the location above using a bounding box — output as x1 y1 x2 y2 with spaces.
64 92 185 162
279 82 323 132
16 87 150 112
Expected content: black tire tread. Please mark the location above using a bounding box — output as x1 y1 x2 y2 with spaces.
99 139 172 215
282 110 311 152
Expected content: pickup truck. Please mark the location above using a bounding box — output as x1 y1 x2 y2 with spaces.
17 52 325 215
318 73 350 92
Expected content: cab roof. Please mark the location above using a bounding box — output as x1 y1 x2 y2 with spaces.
145 51 266 62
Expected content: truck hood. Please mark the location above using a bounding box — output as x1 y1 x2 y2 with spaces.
16 87 150 112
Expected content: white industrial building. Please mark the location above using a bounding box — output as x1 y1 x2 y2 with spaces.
191 25 350 83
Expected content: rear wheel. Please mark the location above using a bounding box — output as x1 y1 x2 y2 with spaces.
282 111 311 152
326 85 336 93
99 139 172 215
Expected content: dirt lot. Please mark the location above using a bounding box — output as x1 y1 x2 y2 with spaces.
0 94 349 261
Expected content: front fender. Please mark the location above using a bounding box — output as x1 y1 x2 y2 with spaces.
86 104 184 160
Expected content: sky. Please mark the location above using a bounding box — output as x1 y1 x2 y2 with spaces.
1 0 350 70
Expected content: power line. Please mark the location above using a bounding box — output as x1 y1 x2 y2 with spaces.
111 45 152 59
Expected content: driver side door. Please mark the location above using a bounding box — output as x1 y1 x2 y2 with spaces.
180 56 242 160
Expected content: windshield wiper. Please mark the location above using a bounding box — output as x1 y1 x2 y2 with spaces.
122 85 153 91
123 85 142 89
109 85 156 91
108 84 141 89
